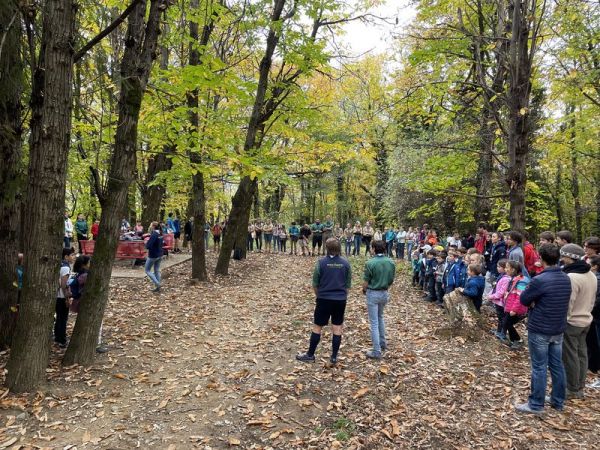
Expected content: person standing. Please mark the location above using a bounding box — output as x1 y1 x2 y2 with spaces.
289 222 300 255
362 221 374 256
560 244 597 399
395 226 407 259
506 231 525 265
384 227 396 258
343 223 353 257
75 214 88 243
64 212 74 248
145 222 164 293
300 223 311 256
212 222 222 252
311 219 324 256
362 240 396 359
55 247 75 347
323 215 334 242
516 244 572 414
184 217 194 251
172 213 181 253
474 222 488 254
90 219 100 240
296 238 352 364
352 221 363 256
263 220 274 253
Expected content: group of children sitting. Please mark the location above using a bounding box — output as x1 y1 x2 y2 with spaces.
412 242 529 349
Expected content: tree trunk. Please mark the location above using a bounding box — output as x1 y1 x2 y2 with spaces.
0 0 24 348
6 0 77 392
63 0 166 366
216 176 257 274
140 39 173 227
554 165 563 231
443 290 483 327
506 0 539 232
569 109 582 243
216 0 288 275
140 146 173 226
187 0 215 282
336 169 345 226
373 141 388 228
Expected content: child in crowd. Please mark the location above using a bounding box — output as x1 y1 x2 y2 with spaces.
419 249 428 288
411 250 421 286
486 259 510 339
424 249 437 300
69 255 109 353
434 251 447 307
459 263 485 312
442 250 457 293
450 247 468 290
501 260 529 349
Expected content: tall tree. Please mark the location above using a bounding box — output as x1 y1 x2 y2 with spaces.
6 0 77 392
64 0 167 366
0 0 24 348
505 0 545 230
215 0 291 275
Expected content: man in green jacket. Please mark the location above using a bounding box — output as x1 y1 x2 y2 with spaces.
362 240 396 359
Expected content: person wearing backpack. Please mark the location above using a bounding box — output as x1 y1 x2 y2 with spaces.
55 247 75 348
145 222 164 293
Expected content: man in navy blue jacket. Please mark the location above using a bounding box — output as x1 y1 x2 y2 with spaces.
516 244 572 414
297 238 351 364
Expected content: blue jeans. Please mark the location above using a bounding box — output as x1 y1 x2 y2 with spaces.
528 331 566 410
64 237 71 248
345 240 352 256
366 289 389 354
406 242 413 260
353 235 361 256
145 257 162 288
204 231 209 250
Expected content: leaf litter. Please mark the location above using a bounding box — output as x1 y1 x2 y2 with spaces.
1 252 599 449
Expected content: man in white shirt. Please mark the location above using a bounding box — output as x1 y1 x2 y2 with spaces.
64 212 74 248
395 226 407 259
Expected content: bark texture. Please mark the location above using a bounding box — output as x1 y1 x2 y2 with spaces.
0 0 24 348
6 0 77 392
64 0 166 366
506 0 541 231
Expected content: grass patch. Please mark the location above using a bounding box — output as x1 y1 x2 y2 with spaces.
333 417 354 441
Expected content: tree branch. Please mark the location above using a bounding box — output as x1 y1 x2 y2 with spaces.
73 0 144 63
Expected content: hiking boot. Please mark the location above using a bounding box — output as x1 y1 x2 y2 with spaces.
296 353 315 363
329 355 338 365
365 350 382 359
152 286 161 293
510 340 524 350
566 389 584 400
515 402 543 415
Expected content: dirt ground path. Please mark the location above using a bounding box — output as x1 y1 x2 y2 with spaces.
1 253 600 449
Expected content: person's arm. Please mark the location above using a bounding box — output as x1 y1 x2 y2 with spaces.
519 277 542 306
346 264 352 293
362 264 370 294
488 276 509 301
462 280 477 298
312 262 321 296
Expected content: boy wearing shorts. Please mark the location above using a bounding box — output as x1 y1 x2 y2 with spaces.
296 239 352 364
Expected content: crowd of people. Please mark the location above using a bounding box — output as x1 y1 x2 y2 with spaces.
60 210 600 416
405 223 600 414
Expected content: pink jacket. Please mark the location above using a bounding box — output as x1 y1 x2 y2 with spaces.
504 275 529 316
488 274 510 307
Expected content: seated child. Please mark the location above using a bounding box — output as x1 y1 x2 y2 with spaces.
459 263 485 312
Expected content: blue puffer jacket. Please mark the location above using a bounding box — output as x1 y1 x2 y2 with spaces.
489 241 507 277
449 259 468 289
520 266 572 335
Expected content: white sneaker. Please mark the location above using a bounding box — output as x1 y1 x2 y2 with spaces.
586 378 600 389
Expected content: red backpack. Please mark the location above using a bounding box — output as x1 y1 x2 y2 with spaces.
523 242 542 276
